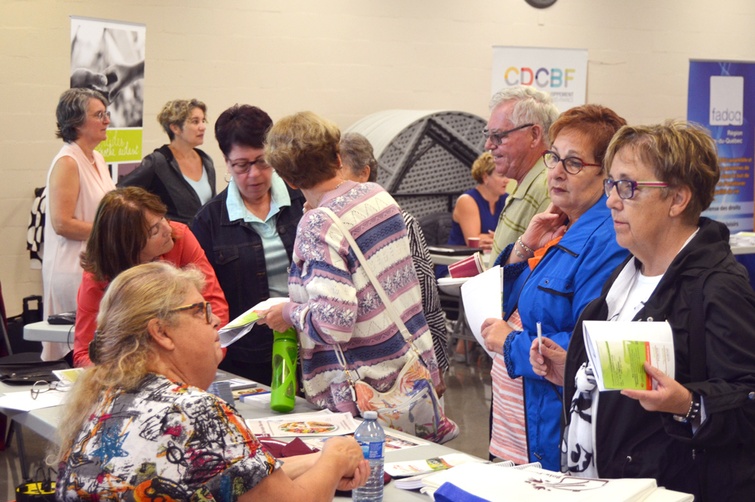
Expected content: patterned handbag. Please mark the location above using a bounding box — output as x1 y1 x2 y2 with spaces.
322 207 459 444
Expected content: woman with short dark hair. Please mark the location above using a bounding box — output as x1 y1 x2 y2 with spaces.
190 104 305 384
42 87 117 361
73 187 228 367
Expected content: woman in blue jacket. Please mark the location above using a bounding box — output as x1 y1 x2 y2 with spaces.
480 104 629 470
191 104 304 385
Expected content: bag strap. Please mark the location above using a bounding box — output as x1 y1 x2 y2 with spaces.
319 207 424 373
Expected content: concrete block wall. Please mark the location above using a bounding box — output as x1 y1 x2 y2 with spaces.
1 0 754 315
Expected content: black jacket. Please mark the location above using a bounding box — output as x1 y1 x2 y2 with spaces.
190 185 304 384
119 145 216 224
565 218 755 502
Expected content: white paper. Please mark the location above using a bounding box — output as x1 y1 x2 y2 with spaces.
218 297 289 347
0 388 68 411
386 452 487 478
460 265 502 357
583 321 675 392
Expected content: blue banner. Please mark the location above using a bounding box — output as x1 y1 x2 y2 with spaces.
688 60 755 231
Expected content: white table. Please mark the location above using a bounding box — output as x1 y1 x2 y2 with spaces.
0 373 470 500
23 321 75 345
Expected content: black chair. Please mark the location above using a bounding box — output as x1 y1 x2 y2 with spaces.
418 212 453 247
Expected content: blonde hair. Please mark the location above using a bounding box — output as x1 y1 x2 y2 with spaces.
157 98 207 140
54 262 205 464
470 152 496 184
265 111 341 189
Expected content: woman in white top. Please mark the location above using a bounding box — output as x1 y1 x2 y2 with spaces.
42 87 116 361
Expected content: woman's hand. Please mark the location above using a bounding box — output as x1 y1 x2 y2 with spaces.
529 336 566 386
256 302 293 332
480 318 512 354
320 436 369 489
621 362 695 415
335 460 370 492
520 203 568 250
479 231 495 251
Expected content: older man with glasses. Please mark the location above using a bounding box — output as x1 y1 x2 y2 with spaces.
485 86 560 265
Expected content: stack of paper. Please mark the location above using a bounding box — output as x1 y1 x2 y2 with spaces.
388 453 490 489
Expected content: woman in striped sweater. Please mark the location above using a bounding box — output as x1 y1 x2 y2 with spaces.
258 111 442 419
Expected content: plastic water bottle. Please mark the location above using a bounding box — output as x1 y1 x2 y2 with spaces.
352 411 385 502
270 328 298 413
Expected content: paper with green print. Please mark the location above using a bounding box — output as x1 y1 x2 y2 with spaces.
583 320 674 391
218 297 289 348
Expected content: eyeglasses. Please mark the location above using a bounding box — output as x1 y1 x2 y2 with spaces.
228 157 270 175
169 301 213 324
30 380 64 400
186 117 208 126
482 123 534 146
93 110 111 122
604 178 669 200
543 150 602 175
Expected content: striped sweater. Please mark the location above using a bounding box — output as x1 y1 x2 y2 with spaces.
283 181 440 415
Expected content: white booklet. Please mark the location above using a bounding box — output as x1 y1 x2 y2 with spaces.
387 452 488 489
583 321 675 392
460 265 502 357
245 410 359 438
218 297 289 347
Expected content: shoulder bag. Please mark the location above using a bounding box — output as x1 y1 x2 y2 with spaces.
320 207 458 444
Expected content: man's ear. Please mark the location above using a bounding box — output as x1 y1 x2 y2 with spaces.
530 123 544 147
147 318 175 351
669 185 692 218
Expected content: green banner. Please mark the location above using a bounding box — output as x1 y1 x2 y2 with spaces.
96 129 143 163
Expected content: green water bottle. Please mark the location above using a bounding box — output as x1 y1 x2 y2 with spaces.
270 327 298 413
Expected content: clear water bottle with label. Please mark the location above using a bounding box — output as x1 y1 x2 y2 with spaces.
352 411 385 502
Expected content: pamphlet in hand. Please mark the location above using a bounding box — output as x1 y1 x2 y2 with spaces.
218 297 289 347
460 265 502 358
583 320 675 391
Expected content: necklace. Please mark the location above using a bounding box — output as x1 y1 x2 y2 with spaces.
313 179 348 207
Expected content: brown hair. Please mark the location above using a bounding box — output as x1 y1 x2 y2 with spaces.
604 120 720 222
158 99 207 141
549 104 627 170
265 111 341 189
81 187 169 282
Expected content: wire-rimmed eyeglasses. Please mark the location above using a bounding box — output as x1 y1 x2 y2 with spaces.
482 123 534 146
542 150 602 175
168 301 213 324
30 380 64 400
603 178 669 200
93 110 111 122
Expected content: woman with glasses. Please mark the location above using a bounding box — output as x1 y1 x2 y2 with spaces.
57 262 368 500
119 99 216 224
480 104 629 470
72 187 228 367
531 121 755 501
42 88 117 361
190 105 305 385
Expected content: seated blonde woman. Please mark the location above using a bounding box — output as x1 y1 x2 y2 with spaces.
55 261 367 501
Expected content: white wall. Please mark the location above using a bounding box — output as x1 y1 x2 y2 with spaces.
2 0 754 313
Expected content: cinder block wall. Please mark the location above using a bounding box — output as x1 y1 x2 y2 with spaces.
2 0 754 314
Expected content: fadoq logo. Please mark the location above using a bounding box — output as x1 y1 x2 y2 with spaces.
709 76 743 126
504 67 576 88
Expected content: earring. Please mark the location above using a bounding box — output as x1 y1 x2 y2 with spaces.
224 172 231 183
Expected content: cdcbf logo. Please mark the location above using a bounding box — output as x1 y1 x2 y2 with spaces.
710 76 743 126
504 66 576 88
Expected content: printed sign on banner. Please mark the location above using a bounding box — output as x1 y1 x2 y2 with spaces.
491 46 588 111
688 60 755 232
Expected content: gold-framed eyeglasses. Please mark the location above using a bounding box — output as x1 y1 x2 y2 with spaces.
604 178 669 200
30 380 64 400
168 301 213 324
93 110 111 122
228 157 270 175
482 123 534 146
543 150 602 175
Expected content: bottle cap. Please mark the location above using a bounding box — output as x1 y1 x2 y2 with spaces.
363 411 378 420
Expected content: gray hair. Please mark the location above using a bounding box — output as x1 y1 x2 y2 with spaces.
340 132 378 182
489 85 559 135
55 88 108 142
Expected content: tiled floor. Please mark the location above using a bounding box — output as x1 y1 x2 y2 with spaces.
0 349 492 500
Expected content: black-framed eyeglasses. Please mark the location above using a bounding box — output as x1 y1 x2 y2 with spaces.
604 178 669 200
543 150 602 175
228 157 270 175
93 110 111 122
168 301 213 324
30 380 63 400
482 123 534 146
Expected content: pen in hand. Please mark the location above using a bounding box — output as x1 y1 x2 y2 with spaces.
537 322 543 355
